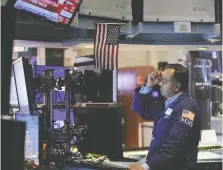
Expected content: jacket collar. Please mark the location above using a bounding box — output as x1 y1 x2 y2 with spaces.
165 92 183 108
168 92 189 107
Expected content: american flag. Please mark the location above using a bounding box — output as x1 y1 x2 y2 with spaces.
181 110 195 121
94 23 121 70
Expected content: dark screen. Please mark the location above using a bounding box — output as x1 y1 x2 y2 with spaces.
75 106 123 160
45 48 64 66
2 120 26 170
84 70 113 102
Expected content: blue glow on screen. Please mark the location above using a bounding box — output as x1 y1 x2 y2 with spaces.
15 115 39 165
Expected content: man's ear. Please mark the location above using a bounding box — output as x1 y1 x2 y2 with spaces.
174 83 181 91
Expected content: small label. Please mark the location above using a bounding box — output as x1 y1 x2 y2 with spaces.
174 22 191 33
165 108 173 115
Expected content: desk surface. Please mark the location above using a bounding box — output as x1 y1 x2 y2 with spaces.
63 150 223 170
32 150 222 170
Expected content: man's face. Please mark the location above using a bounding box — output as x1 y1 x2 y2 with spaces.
159 68 177 98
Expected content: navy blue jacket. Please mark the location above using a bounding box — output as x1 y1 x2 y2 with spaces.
132 87 201 170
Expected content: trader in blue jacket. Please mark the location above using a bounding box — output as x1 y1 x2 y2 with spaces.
128 64 201 170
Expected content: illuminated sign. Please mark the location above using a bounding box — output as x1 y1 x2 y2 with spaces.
14 47 29 52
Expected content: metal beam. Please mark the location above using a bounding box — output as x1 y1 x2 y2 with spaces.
74 15 220 35
73 15 132 34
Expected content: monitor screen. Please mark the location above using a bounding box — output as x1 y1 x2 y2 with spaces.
84 70 114 102
14 0 82 25
13 58 31 114
2 120 26 170
9 67 20 109
15 114 39 165
75 106 123 160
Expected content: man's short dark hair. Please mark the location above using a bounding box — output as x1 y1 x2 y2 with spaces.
165 64 189 92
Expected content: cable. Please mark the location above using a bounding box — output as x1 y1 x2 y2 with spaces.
32 107 65 157
32 71 89 168
54 90 65 111
33 101 85 167
35 92 45 103
34 90 66 157
33 90 66 159
81 154 107 165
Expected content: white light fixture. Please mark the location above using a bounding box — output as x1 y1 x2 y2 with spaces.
197 47 209 50
14 47 28 52
84 45 94 48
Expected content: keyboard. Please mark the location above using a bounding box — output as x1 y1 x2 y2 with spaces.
123 155 146 161
80 160 129 170
118 157 138 162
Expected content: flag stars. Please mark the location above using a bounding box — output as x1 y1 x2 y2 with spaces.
106 25 120 45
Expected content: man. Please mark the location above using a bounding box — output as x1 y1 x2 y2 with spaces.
129 64 201 170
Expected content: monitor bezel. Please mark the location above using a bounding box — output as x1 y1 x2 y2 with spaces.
9 66 21 110
1 0 17 114
13 57 34 114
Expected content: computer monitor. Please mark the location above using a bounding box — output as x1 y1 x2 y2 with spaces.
15 114 39 165
2 119 26 170
75 106 123 160
14 0 83 26
1 0 16 114
84 70 114 102
9 67 20 109
2 1 26 169
13 57 34 114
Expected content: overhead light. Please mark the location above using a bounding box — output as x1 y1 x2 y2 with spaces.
84 45 94 48
14 47 29 52
197 47 209 50
208 38 220 44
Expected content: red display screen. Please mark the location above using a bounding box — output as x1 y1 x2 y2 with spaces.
14 0 82 25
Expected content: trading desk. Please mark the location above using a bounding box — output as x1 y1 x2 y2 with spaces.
63 149 222 170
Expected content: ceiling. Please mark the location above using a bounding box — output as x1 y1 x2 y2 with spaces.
74 43 222 51
13 40 222 51
14 40 62 48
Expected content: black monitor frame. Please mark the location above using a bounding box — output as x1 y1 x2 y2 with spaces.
1 0 16 114
9 66 20 109
84 70 114 102
13 57 34 114
2 119 26 170
75 106 123 160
